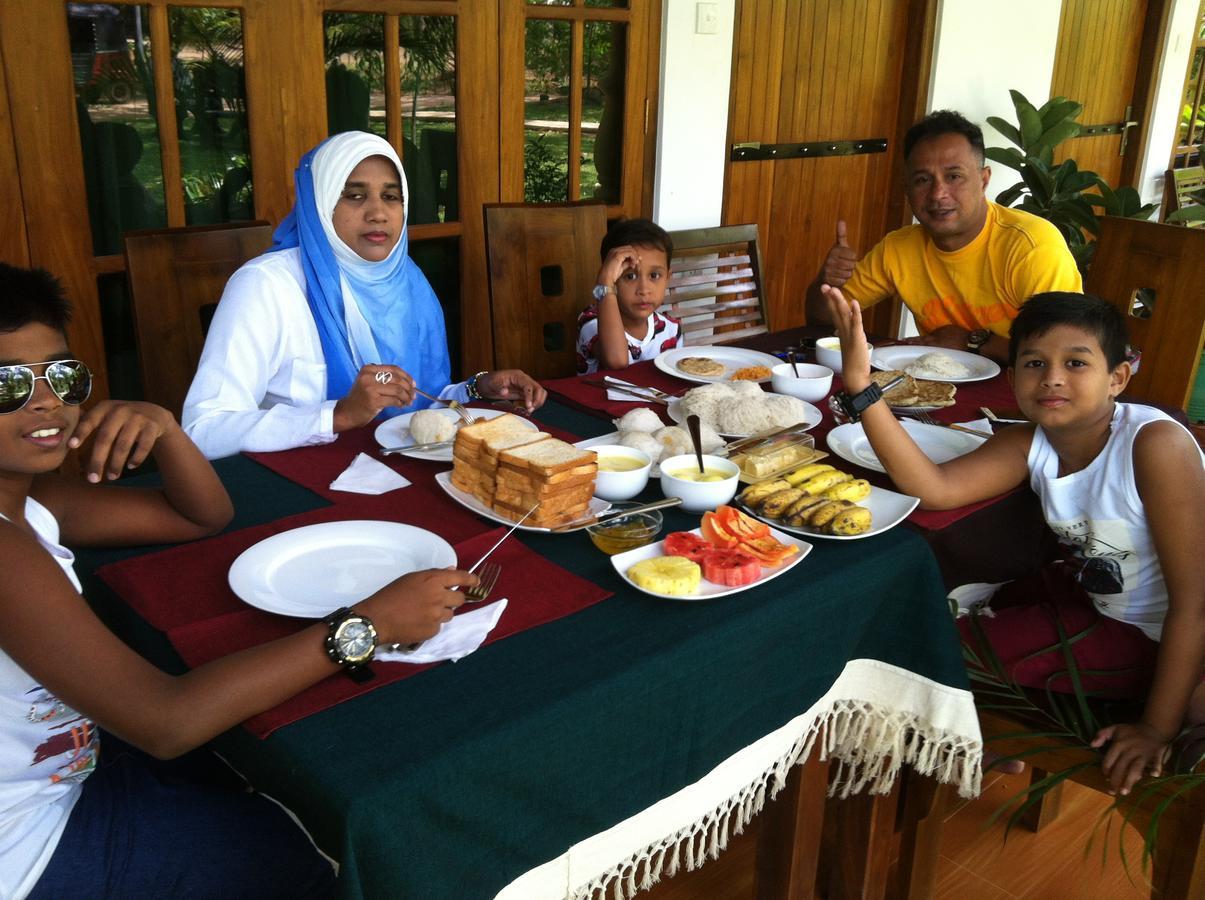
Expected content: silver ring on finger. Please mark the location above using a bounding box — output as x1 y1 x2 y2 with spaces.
375 370 393 385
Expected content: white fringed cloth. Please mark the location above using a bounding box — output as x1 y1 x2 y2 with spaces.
496 658 981 900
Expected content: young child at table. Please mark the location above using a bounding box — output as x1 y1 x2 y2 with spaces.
822 285 1205 796
576 218 682 374
0 263 478 898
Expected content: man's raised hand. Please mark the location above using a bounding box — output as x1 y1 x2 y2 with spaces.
822 220 858 288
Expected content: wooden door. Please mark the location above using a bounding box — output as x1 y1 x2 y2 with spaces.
1051 0 1170 188
724 0 937 335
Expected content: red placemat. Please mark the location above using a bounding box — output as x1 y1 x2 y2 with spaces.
542 360 691 421
97 523 612 738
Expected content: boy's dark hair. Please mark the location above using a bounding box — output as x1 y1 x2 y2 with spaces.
0 264 73 336
903 110 986 166
1008 292 1129 369
600 218 673 265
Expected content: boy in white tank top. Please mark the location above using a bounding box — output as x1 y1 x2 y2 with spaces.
823 286 1204 797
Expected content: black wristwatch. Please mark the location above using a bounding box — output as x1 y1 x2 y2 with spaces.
966 328 991 354
324 607 377 683
830 374 904 423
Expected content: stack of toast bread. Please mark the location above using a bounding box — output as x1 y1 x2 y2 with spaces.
450 414 598 528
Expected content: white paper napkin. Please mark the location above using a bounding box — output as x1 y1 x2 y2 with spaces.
376 598 508 664
329 453 412 494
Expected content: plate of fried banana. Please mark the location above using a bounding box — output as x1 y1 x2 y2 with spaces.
734 462 919 541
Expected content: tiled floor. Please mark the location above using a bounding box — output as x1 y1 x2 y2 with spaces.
933 769 1151 899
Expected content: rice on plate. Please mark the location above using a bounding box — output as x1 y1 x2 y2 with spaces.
905 351 972 380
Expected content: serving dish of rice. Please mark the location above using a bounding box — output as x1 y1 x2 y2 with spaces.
666 381 822 437
869 345 1000 383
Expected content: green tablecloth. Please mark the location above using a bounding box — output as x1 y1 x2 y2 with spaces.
75 398 980 900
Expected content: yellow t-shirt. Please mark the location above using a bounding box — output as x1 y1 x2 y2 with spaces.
842 203 1083 337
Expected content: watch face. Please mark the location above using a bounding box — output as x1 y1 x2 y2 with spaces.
336 619 376 665
592 284 611 302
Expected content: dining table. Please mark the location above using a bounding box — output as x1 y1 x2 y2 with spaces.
74 329 1008 900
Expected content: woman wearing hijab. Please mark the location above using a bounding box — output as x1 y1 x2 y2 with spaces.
182 131 546 459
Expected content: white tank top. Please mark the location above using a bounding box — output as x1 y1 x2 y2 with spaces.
1027 402 1204 641
0 498 97 899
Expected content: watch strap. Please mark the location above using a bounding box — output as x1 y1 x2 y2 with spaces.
465 371 489 401
966 328 991 353
592 284 615 302
831 374 903 422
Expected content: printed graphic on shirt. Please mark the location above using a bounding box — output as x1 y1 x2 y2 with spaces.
25 688 97 785
915 295 1014 334
1049 517 1134 595
575 307 681 374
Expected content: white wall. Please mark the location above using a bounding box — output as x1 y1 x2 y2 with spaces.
652 0 736 229
928 0 1063 203
1136 0 1200 207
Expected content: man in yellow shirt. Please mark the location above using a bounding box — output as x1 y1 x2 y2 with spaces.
805 110 1082 364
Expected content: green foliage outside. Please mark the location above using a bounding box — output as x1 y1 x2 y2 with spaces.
986 90 1157 272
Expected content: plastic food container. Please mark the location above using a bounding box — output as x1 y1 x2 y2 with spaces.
727 433 823 484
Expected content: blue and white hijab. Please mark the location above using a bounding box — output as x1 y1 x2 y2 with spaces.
272 131 449 414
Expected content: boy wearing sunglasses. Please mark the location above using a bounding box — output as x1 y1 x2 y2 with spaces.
0 265 475 897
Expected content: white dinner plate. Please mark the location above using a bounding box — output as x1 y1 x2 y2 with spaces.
228 521 456 618
737 484 920 541
870 345 1001 383
373 408 539 462
655 346 782 385
827 420 988 474
611 527 812 601
666 396 822 438
434 471 610 532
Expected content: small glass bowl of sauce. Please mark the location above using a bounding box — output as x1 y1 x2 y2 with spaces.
586 503 664 555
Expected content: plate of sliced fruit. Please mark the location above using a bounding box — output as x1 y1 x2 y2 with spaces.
734 462 918 541
611 506 812 601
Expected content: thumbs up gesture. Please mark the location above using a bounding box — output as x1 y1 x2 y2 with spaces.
822 220 858 288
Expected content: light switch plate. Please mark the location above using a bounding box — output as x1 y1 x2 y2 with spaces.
696 2 719 35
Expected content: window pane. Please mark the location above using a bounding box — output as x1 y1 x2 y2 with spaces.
581 22 625 201
527 0 571 5
524 20 570 202
169 8 254 225
411 238 463 376
585 0 629 7
68 3 166 255
324 13 386 139
399 16 457 224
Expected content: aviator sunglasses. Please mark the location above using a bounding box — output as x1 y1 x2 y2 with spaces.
0 360 92 415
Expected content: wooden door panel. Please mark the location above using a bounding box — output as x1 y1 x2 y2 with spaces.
1051 0 1149 188
726 0 916 333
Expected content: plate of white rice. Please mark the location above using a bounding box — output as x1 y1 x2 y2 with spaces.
870 346 1000 383
665 382 822 438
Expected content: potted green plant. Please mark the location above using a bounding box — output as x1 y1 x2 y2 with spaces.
985 90 1158 271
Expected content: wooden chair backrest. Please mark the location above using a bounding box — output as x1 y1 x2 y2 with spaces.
663 224 769 346
1084 217 1205 410
483 202 607 379
1162 166 1205 227
123 221 274 416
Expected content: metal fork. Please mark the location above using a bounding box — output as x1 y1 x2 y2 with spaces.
910 411 992 439
462 562 501 603
412 386 476 425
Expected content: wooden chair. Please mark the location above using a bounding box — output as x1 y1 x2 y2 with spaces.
976 708 1204 898
663 224 770 346
1162 166 1205 227
483 201 607 379
1083 216 1205 411
123 221 274 416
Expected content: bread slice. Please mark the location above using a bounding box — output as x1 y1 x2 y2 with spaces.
494 479 596 511
498 439 597 477
494 491 593 527
455 413 538 454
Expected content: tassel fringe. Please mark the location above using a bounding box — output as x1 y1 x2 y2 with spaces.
573 698 981 900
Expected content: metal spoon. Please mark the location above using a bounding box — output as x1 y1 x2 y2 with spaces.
686 413 706 474
787 349 801 377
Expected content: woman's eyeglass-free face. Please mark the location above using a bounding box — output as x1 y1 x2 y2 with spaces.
0 360 92 414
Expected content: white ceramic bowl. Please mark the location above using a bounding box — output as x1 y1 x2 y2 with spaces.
771 362 834 402
592 445 653 501
658 454 740 512
814 337 871 376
